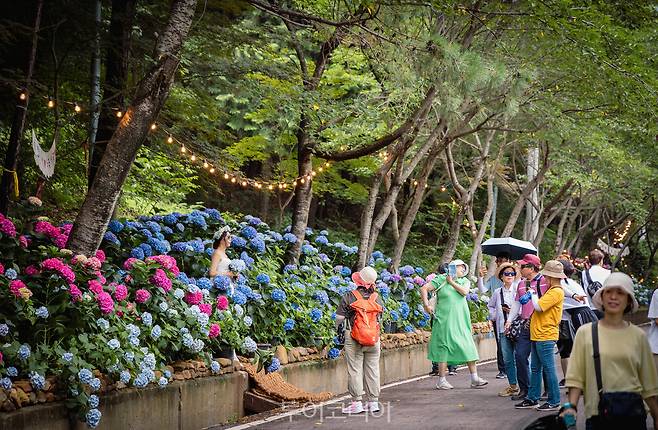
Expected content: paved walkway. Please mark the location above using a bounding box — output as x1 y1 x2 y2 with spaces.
221 360 575 430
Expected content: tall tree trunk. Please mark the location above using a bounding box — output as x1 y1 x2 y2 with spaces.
0 0 43 214
88 0 103 164
286 143 313 262
439 207 465 265
469 169 495 275
68 0 198 256
88 0 137 186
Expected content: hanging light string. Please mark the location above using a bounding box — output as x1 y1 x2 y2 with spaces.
14 88 453 193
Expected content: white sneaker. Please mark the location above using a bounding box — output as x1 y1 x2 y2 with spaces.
470 376 488 388
341 401 364 414
436 380 454 390
364 401 380 412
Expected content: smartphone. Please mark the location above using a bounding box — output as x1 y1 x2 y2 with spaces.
448 264 457 278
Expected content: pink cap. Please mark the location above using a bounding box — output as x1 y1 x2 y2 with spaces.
517 253 540 267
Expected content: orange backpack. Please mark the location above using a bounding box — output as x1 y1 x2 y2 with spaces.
349 290 383 346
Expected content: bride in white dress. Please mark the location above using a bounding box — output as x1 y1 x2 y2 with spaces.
209 226 236 295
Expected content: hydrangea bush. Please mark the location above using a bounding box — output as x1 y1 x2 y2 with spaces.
0 208 435 427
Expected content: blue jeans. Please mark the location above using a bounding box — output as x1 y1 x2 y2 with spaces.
500 334 517 385
528 340 560 405
514 326 531 392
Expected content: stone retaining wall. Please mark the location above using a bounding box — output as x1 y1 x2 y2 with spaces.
0 335 496 430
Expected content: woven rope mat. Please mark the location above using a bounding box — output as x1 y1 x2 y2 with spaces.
243 363 333 403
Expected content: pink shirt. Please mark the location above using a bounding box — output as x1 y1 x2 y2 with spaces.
515 274 549 319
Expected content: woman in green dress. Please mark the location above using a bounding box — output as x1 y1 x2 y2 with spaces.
421 259 488 390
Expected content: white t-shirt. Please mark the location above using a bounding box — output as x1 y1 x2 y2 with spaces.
560 278 589 321
647 289 658 354
581 265 610 309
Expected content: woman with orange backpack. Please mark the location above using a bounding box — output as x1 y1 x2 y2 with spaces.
421 259 488 390
335 266 385 414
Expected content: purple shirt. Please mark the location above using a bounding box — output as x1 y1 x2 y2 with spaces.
515 274 549 319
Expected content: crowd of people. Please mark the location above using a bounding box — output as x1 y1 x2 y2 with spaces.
334 248 658 429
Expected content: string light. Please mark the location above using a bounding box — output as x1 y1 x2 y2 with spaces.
203 160 209 169
190 154 196 162
47 98 54 108
116 111 123 118
74 103 81 113
180 146 186 153
167 136 174 144
150 123 157 131
19 92 26 101
440 185 447 192
209 167 215 174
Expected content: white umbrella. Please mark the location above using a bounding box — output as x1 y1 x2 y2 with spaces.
481 237 538 260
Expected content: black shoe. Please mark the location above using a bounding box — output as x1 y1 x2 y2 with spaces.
514 399 539 409
511 391 528 401
559 379 565 387
536 402 560 412
496 372 507 379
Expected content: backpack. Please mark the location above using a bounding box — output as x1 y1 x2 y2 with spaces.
349 290 383 346
584 269 603 298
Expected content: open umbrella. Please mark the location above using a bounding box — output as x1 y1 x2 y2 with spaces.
481 237 538 260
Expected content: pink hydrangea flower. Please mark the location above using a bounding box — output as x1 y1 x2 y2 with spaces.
88 280 104 295
135 289 151 303
19 235 29 248
84 257 102 271
60 223 73 235
41 258 75 283
146 255 180 277
53 234 69 249
426 273 437 283
96 291 114 314
150 268 172 292
96 274 106 285
95 250 106 263
123 258 138 270
216 296 229 311
69 284 82 302
198 303 212 315
9 280 27 297
113 284 128 302
0 262 4 275
0 218 17 238
24 265 39 276
208 323 220 339
184 291 203 305
413 276 425 286
59 266 76 284
34 220 60 238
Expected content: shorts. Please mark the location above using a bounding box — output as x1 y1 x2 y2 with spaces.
557 320 574 358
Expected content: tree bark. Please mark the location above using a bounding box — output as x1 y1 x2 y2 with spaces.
88 0 103 162
439 207 465 264
88 0 137 186
469 167 496 275
0 0 43 215
68 0 198 256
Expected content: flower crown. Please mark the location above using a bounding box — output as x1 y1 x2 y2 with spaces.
213 226 231 241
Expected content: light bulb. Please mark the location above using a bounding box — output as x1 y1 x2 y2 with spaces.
209 167 215 173
224 174 229 179
116 110 123 118
203 161 208 168
190 155 196 161
268 185 274 190
231 177 236 183
300 178 305 184
241 181 247 187
181 146 186 153
19 92 26 101
74 103 81 113
167 136 173 144
150 123 156 130
48 99 55 108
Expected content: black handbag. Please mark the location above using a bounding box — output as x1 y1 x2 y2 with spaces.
592 321 647 425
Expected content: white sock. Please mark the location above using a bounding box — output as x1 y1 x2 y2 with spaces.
470 372 479 382
439 376 448 384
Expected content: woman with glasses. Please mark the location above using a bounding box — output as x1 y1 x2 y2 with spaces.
488 262 522 397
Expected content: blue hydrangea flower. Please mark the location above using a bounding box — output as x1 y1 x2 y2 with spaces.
175 222 185 232
29 372 45 390
62 352 74 362
328 348 340 359
404 325 414 333
399 302 410 319
389 310 399 322
141 312 153 327
86 408 102 428
35 306 49 319
140 229 152 239
126 324 141 338
249 237 266 254
283 233 297 244
340 267 351 277
96 318 110 331
234 304 244 317
205 208 223 221
143 353 156 370
146 221 161 234
18 344 31 360
130 246 145 260
283 264 297 273
196 277 212 290
158 377 168 388
90 377 101 392
418 318 428 327
164 370 172 379
399 265 415 277
266 358 281 373
305 227 314 235
78 368 93 384
108 220 124 233
271 289 286 302
151 325 162 340
283 318 295 331
241 226 258 240
186 213 208 230
378 285 390 300
229 259 247 272
246 215 262 226
103 231 120 246
313 290 329 305
255 273 270 285
243 316 253 327
315 235 329 246
242 336 257 353
159 301 169 312
6 367 17 377
163 214 178 225
240 251 254 268
107 339 120 350
372 250 384 259
213 275 232 291
173 288 185 299
232 291 247 305
4 268 17 280
210 361 221 374
310 308 322 323
119 370 131 384
231 236 247 248
0 377 11 390
415 267 424 275
268 231 283 241
0 323 8 336
89 394 100 408
139 243 153 257
301 244 317 255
